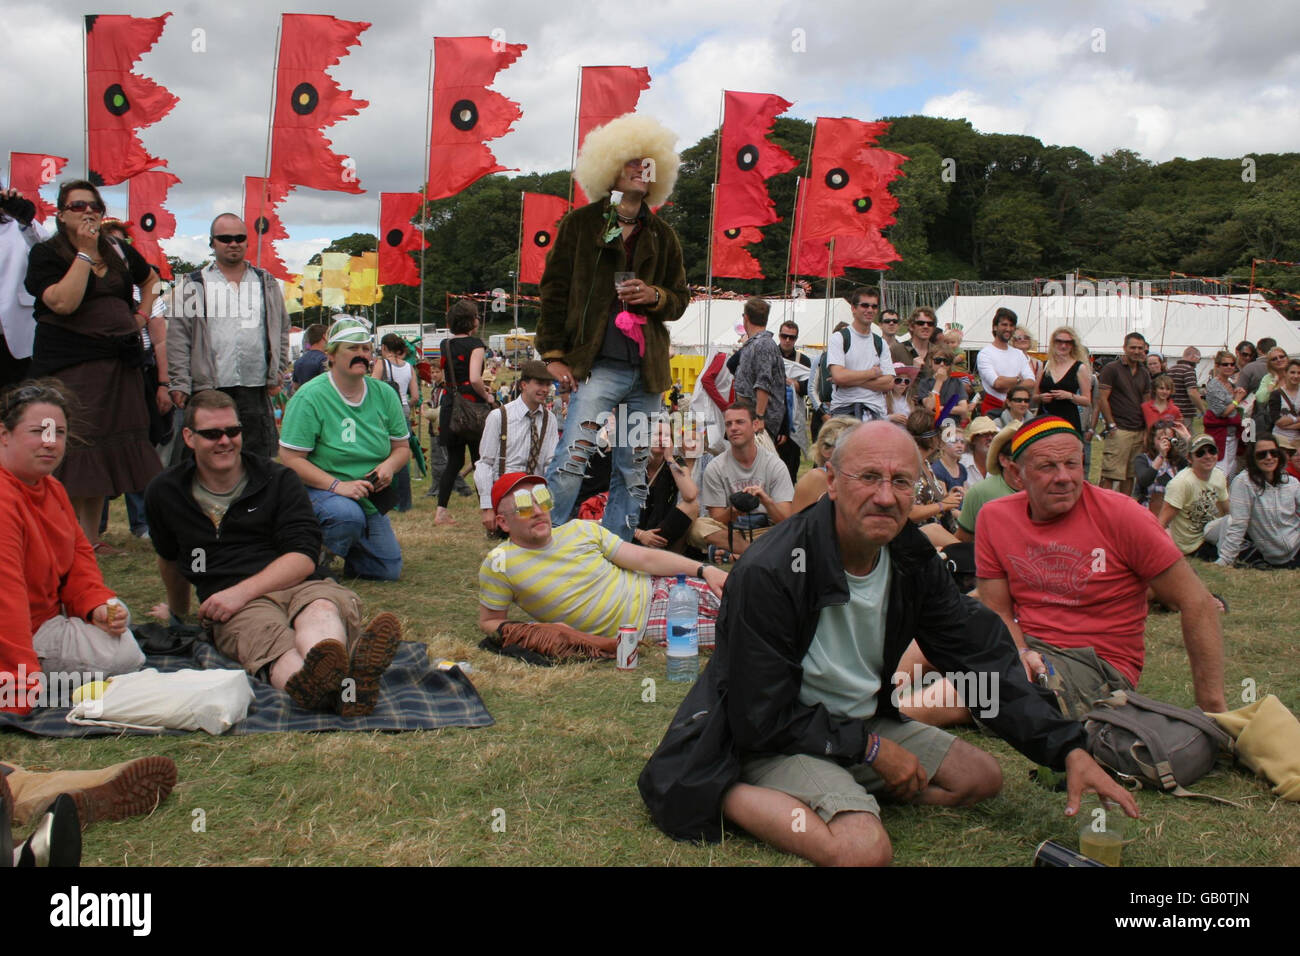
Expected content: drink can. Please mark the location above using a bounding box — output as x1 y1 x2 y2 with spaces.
1032 839 1104 867
617 626 639 670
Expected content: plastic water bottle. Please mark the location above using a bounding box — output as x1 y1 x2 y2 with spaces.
666 574 699 683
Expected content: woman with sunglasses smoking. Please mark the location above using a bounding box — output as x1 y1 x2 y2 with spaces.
1035 325 1091 435
1213 434 1300 568
23 180 161 552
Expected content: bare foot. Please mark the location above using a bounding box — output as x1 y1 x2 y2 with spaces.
434 509 456 526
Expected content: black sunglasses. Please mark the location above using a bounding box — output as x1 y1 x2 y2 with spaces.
63 199 105 214
192 425 243 440
911 321 935 327
1192 445 1217 458
212 234 248 244
1256 448 1281 460
779 333 797 340
879 316 900 323
932 357 951 365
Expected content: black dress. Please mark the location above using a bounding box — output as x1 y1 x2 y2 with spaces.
1038 360 1083 432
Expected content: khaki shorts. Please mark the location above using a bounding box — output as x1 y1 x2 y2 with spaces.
1100 427 1145 481
739 717 956 823
687 515 775 551
212 580 363 676
1024 635 1133 721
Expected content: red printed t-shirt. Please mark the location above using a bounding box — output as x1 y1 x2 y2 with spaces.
975 482 1182 685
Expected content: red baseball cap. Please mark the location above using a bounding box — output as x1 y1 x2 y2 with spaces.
491 472 547 513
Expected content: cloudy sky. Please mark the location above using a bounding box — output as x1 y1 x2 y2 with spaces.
4 0 1297 274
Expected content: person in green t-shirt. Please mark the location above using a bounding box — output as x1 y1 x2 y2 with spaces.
955 422 1022 542
279 319 410 580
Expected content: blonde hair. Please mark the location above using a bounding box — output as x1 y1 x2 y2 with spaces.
1048 325 1087 364
574 114 681 208
1012 326 1037 350
813 416 859 467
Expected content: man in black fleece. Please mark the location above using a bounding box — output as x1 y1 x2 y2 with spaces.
143 390 399 715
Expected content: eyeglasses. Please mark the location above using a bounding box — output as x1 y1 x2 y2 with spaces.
838 469 917 498
1256 448 1281 460
779 333 797 341
1008 397 1030 403
63 200 105 214
894 377 909 386
1191 445 1218 458
1053 338 1074 346
192 425 243 440
911 321 935 327
856 303 879 310
212 234 248 244
931 357 951 365
1217 362 1237 368
504 485 553 518
879 316 900 323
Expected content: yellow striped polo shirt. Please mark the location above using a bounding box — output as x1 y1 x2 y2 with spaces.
478 520 651 637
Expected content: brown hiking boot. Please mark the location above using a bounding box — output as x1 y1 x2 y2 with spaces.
341 612 402 718
285 639 348 712
3 756 177 828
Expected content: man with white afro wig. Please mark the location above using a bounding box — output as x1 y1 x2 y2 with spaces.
537 113 690 541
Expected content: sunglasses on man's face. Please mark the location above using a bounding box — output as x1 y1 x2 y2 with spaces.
779 333 797 341
63 200 105 214
212 234 248 244
192 425 243 441
912 321 935 328
1192 445 1217 458
505 485 553 518
856 302 879 310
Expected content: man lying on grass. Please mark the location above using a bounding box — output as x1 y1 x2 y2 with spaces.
639 421 1137 866
145 389 401 715
478 472 726 648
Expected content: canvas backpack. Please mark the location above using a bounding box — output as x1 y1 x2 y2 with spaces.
1083 689 1240 805
815 326 885 406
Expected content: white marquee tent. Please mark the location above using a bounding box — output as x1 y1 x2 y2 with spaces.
933 292 1300 362
669 298 854 350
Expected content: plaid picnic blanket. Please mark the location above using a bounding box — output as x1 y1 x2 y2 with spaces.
0 641 493 737
644 575 719 648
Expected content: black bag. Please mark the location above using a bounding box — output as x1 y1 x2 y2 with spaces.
445 342 491 440
1083 690 1238 804
637 673 740 843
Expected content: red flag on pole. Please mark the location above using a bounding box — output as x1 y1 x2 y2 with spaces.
269 14 370 194
519 193 571 284
244 176 293 280
715 91 797 230
127 169 179 279
712 224 765 280
796 117 906 242
790 233 901 277
85 13 178 187
573 66 651 206
426 36 527 201
7 153 69 222
379 192 426 287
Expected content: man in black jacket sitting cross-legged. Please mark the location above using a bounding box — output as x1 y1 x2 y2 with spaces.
639 420 1137 865
144 389 400 715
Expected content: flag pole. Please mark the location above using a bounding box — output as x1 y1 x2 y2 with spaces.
82 18 89 178
256 16 283 272
785 120 817 325
515 191 526 329
419 43 434 348
824 238 835 349
568 67 583 206
704 90 724 350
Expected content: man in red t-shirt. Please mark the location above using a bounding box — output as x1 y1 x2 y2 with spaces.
975 417 1227 719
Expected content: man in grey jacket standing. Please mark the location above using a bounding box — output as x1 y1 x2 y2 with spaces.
166 213 290 459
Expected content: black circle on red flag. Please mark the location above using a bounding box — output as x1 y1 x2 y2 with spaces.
140 213 157 233
724 228 741 240
854 196 873 214
291 83 319 116
385 229 404 247
450 99 479 131
736 145 758 171
104 84 130 117
253 216 271 236
533 230 552 248
825 168 849 189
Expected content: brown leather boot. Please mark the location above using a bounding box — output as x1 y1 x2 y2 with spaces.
341 613 402 717
3 756 176 827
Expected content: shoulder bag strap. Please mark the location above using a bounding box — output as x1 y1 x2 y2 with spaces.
498 405 509 478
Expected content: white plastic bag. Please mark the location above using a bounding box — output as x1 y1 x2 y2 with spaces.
66 668 253 735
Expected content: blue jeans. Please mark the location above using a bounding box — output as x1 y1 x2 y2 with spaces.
545 362 660 541
830 402 885 422
306 488 403 581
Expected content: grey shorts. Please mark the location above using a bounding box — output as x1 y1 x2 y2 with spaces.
738 716 956 823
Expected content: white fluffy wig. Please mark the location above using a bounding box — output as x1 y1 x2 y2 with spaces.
574 113 681 208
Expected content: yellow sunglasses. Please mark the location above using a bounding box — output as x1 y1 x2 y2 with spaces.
507 485 553 517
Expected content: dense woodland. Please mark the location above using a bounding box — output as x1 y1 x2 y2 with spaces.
173 116 1299 329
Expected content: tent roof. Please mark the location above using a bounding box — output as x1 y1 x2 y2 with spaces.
670 298 855 349
933 293 1300 356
